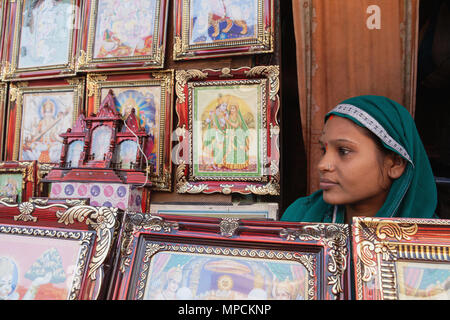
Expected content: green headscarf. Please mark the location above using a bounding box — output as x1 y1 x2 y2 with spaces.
281 95 438 223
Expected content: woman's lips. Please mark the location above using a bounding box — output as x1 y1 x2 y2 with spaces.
319 179 338 190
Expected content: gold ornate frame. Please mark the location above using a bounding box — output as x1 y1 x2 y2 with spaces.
86 71 174 191
352 217 450 300
5 77 85 164
110 213 350 300
174 66 280 195
2 0 81 81
77 0 168 72
173 0 274 60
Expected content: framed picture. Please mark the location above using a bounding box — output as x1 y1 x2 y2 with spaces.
0 161 36 203
174 66 280 195
5 77 85 164
173 0 274 60
86 71 174 191
109 213 350 300
77 0 169 72
352 217 450 300
149 202 279 220
0 83 7 160
2 0 82 81
0 200 121 300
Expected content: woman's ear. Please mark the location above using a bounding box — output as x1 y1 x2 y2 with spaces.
387 154 407 179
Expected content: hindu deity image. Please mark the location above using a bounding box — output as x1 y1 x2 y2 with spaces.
102 87 160 171
19 0 73 68
0 247 76 300
0 175 23 202
143 251 307 300
20 93 74 163
93 0 157 58
190 0 257 44
195 88 259 176
397 261 450 300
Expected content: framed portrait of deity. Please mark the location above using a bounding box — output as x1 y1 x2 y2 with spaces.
77 0 169 72
2 0 82 81
352 217 450 300
108 212 350 300
86 71 174 191
0 161 36 203
5 77 85 164
174 66 280 195
173 0 273 60
0 200 121 300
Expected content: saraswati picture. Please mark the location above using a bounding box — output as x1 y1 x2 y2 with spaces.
20 92 74 163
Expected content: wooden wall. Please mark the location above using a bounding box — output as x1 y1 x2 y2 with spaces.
292 0 419 193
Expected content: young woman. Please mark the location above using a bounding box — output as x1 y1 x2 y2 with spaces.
281 95 438 223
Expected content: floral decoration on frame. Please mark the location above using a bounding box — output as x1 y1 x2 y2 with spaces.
77 0 169 72
0 201 120 300
5 78 85 165
2 0 82 81
352 217 450 300
86 71 174 191
174 66 280 195
109 212 351 300
173 0 273 60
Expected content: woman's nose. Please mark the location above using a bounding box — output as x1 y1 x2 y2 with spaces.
317 150 333 172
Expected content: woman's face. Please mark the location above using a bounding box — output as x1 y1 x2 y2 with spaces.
318 116 391 212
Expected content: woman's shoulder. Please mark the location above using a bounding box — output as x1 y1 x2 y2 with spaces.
281 191 331 222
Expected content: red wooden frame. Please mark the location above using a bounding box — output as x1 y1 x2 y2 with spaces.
0 200 121 300
77 0 169 72
108 213 350 300
5 77 85 164
173 0 274 60
174 66 280 195
352 216 450 300
2 0 83 81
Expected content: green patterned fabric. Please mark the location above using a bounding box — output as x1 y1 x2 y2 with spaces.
281 95 438 223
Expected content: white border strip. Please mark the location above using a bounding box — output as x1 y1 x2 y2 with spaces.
329 104 413 164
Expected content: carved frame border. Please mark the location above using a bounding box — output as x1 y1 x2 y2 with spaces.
174 66 280 195
352 217 450 300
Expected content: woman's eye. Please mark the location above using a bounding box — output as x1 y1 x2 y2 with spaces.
338 147 351 156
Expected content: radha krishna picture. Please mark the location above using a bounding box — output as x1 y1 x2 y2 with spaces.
192 84 262 178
